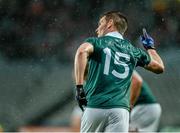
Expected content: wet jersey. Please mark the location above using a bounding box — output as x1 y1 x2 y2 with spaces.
84 34 151 111
135 81 157 106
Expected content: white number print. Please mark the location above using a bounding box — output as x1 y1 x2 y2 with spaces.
103 47 130 79
103 48 111 75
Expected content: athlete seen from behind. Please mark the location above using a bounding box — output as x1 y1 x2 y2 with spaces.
74 10 164 132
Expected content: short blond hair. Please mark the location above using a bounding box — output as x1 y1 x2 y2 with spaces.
102 11 128 35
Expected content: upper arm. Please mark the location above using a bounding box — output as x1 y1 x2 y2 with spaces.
76 42 94 57
132 71 143 84
130 71 143 106
131 71 143 91
74 42 94 85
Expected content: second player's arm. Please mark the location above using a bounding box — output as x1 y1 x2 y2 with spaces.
74 42 93 85
130 71 143 108
145 49 164 74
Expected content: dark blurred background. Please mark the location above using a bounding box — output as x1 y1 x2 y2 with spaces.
0 0 179 131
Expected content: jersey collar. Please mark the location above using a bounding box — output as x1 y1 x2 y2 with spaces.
105 31 124 39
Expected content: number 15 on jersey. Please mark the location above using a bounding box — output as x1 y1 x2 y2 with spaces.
103 47 130 79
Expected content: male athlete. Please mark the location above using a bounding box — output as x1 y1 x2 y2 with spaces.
74 11 164 132
130 71 162 132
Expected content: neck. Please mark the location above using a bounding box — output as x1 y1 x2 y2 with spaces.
104 28 117 36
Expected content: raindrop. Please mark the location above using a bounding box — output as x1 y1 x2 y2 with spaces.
54 18 57 22
162 18 165 22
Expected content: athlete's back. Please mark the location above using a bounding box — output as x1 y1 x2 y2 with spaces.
74 11 164 132
84 35 150 110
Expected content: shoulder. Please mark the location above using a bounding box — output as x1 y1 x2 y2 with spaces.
84 37 104 50
122 38 134 47
84 37 98 44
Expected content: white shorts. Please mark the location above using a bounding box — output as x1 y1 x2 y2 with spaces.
130 103 162 132
81 107 129 132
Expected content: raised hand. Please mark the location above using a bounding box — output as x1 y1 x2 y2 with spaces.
140 28 155 50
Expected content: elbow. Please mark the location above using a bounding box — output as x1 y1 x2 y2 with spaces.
160 64 165 73
154 69 163 74
146 61 165 74
154 64 165 74
158 63 165 74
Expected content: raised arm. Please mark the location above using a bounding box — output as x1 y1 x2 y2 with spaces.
140 28 164 74
145 49 164 74
130 71 142 109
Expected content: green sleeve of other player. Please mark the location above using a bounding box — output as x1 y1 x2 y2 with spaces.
135 81 157 106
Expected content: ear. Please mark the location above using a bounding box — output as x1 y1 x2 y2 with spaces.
107 19 113 29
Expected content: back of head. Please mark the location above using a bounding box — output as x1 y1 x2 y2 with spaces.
102 11 128 35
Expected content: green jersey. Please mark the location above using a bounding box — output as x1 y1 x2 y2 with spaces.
84 34 151 111
135 81 157 106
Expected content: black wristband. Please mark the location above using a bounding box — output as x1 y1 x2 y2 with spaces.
76 85 83 88
145 46 155 50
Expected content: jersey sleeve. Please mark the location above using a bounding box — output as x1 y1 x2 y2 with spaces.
133 47 151 67
84 37 101 55
85 37 100 51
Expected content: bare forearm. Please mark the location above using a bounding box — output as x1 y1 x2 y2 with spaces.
130 71 142 107
148 49 164 67
74 50 88 85
145 49 164 74
130 83 141 107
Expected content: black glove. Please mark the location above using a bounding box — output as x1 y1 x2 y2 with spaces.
140 28 155 50
75 85 87 111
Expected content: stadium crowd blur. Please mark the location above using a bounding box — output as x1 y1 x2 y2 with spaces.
0 0 179 63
